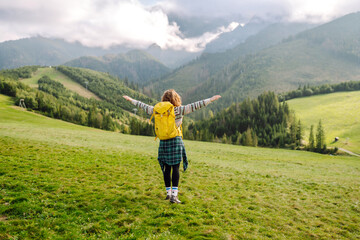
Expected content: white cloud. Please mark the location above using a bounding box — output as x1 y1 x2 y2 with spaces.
0 0 239 52
285 0 359 22
156 0 360 23
1 0 359 51
160 22 239 52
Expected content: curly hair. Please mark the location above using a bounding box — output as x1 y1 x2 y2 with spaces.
161 89 182 107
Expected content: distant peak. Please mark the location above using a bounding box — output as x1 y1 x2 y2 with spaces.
248 16 266 24
148 43 162 50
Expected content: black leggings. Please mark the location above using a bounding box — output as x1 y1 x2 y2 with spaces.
163 163 180 187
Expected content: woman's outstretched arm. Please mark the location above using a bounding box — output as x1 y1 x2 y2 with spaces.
123 96 154 115
180 95 221 115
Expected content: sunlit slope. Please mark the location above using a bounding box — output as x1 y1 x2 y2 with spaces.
287 91 360 154
20 67 101 100
1 94 359 239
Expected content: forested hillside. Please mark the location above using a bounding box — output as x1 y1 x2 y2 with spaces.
186 92 301 148
180 12 360 117
297 12 360 60
64 50 171 84
146 22 312 99
0 66 155 135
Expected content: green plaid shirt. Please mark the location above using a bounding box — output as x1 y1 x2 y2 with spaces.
158 136 188 172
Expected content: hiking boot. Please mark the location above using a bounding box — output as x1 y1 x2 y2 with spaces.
165 195 171 200
170 195 181 204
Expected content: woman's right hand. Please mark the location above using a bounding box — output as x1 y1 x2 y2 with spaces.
123 95 132 101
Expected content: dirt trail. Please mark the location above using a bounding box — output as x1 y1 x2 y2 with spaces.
339 148 360 157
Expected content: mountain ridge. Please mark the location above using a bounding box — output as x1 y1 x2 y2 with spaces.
64 50 171 84
147 12 360 119
146 22 315 101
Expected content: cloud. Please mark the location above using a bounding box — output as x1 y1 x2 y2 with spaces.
285 0 360 22
157 0 360 23
162 22 239 52
0 0 239 52
156 0 290 19
1 0 359 51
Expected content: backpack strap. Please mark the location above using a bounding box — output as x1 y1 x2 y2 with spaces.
149 113 158 141
149 112 154 123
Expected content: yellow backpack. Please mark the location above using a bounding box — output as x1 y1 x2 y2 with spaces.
150 102 182 140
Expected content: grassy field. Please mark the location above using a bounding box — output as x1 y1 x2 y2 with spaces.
20 67 101 100
1 94 360 239
287 91 360 154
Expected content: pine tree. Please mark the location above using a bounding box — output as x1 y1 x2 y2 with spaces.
279 134 285 147
316 120 325 152
87 104 97 127
222 133 228 144
296 120 302 146
252 129 258 147
244 127 253 146
103 114 114 131
289 118 297 144
130 118 140 135
208 110 214 118
95 113 103 129
236 131 242 145
308 125 315 151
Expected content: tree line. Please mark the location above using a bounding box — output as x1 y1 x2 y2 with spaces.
279 81 360 101
0 66 39 79
305 120 337 154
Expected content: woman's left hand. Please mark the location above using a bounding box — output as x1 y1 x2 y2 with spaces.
210 95 221 102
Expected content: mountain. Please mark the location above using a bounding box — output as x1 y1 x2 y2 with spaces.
204 17 270 53
64 50 171 84
147 22 314 99
146 44 201 69
167 14 269 53
195 12 360 112
0 37 130 70
296 12 360 60
146 12 360 119
167 14 231 38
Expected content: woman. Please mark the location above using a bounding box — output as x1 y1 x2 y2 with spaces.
123 89 221 203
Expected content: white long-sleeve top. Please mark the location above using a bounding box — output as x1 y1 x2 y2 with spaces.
131 98 212 127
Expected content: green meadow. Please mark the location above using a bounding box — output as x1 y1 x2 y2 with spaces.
0 94 359 239
20 67 101 100
287 91 360 154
